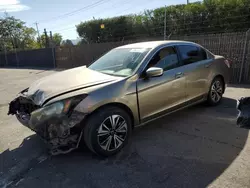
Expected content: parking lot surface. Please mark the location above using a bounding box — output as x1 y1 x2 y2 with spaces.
0 68 250 188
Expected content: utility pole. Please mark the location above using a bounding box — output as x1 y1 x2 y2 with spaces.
49 31 54 47
44 28 49 48
3 42 8 66
164 5 167 40
187 0 189 4
34 22 42 48
49 31 56 68
49 31 53 41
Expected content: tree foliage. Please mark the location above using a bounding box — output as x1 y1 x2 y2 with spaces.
0 14 63 51
62 39 74 46
40 33 63 47
76 0 250 43
53 33 63 46
0 15 38 51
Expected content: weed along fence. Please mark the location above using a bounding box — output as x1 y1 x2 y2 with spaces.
1 31 250 84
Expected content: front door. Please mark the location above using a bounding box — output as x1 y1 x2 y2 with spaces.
137 46 186 122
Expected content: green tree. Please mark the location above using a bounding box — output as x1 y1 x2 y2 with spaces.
62 39 74 46
77 38 88 45
0 14 39 51
40 33 63 47
53 33 63 46
76 0 250 42
18 27 39 49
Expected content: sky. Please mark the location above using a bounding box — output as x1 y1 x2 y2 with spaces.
0 0 197 40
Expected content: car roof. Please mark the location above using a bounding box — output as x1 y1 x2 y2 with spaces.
116 40 198 49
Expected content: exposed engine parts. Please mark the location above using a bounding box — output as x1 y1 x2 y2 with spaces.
8 95 86 155
46 111 86 155
8 96 39 116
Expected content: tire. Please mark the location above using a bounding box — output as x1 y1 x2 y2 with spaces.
83 106 132 157
207 77 224 106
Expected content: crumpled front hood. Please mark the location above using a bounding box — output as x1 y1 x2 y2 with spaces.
26 66 117 105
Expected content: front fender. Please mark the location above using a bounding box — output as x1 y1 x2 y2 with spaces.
73 78 139 125
74 93 140 126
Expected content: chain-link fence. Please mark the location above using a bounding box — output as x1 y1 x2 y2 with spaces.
1 31 250 84
55 31 250 84
170 31 250 83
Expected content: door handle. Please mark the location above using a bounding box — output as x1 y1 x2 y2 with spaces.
175 72 183 79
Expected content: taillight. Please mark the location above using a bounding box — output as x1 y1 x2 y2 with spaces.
224 59 231 68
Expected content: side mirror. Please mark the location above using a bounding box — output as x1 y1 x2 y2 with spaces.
146 67 163 77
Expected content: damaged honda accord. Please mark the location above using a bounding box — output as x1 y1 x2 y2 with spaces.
8 41 230 157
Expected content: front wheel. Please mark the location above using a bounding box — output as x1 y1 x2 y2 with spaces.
83 106 132 157
207 77 224 106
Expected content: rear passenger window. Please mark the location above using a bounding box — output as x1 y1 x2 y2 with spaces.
178 45 207 65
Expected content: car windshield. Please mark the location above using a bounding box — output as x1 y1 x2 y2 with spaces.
88 48 151 77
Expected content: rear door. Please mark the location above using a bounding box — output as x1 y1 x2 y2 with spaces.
177 45 212 102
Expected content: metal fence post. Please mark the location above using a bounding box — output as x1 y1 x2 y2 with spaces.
52 47 56 68
4 44 8 66
14 48 19 67
163 5 167 40
218 33 222 54
239 29 250 83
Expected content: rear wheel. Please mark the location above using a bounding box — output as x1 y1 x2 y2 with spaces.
207 77 224 106
83 106 132 157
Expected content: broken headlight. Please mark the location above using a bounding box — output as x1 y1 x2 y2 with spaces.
29 100 71 128
29 95 87 128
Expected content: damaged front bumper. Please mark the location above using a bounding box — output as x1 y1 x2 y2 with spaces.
8 91 87 155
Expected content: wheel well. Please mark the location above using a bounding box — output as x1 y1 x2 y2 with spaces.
215 75 225 93
87 103 135 128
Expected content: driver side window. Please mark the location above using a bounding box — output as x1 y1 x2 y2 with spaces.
147 46 179 71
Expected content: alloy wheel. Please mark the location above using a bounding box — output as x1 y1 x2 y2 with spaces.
210 80 223 103
97 115 128 151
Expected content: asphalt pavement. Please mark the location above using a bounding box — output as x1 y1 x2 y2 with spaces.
0 68 250 188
